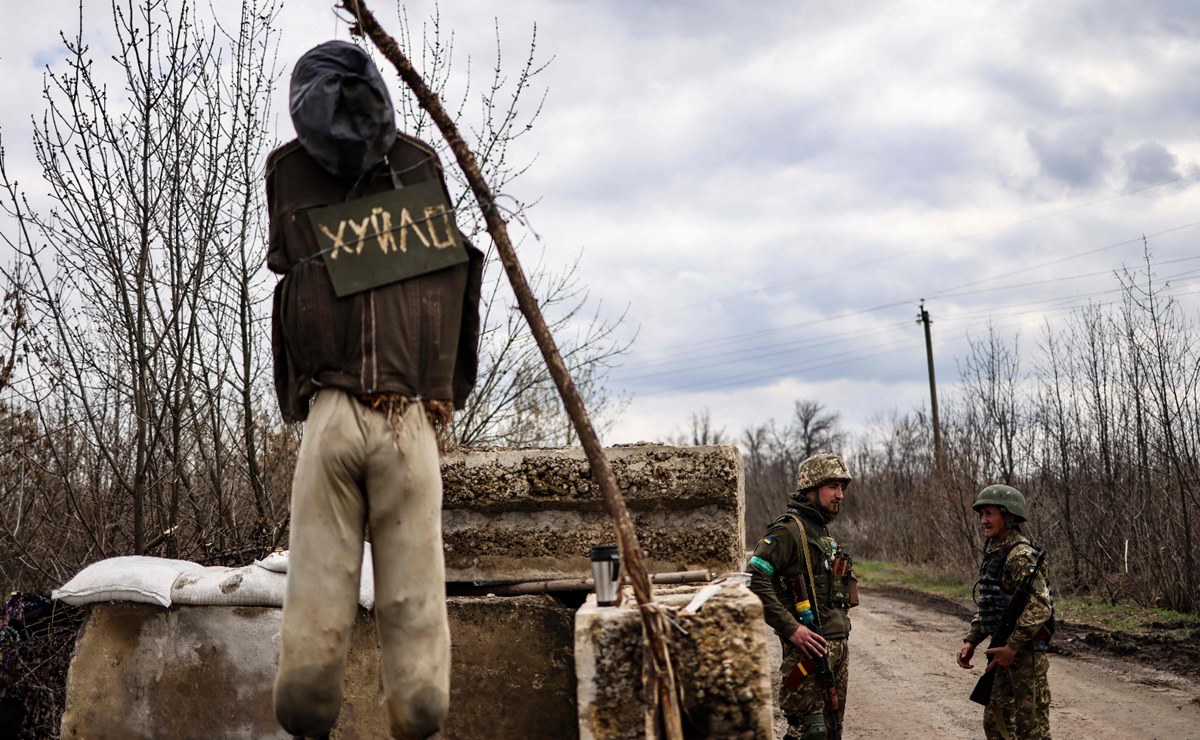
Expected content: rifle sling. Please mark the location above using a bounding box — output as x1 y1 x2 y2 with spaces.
990 702 1014 740
782 513 820 623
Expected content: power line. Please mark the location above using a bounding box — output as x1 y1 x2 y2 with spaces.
619 277 1199 393
931 254 1200 300
643 220 1200 356
612 320 910 378
619 250 1200 377
926 220 1200 297
625 280 1200 400
642 173 1200 319
636 341 916 398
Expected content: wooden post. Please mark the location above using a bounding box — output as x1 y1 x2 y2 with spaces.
917 300 942 468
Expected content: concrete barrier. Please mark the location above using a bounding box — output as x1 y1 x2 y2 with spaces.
58 444 755 737
575 583 774 740
441 445 745 582
59 596 577 739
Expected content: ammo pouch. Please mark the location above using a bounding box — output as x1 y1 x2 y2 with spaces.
818 572 852 610
832 553 857 609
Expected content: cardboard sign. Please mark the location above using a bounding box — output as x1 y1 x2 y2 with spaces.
307 180 468 296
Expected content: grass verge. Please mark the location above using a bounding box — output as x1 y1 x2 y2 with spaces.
854 557 1200 634
854 558 973 602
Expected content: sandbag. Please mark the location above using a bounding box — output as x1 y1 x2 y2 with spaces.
170 564 288 607
52 556 203 608
254 550 289 573
243 544 377 610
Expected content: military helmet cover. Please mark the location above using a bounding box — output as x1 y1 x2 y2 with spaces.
972 484 1028 523
795 452 853 492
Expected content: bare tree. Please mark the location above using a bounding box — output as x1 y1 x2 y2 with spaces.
0 0 284 589
383 9 633 448
832 244 1200 613
669 408 728 446
959 323 1023 483
740 400 845 539
791 399 846 459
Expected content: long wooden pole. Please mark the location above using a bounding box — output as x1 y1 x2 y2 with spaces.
448 570 713 597
339 3 683 736
917 300 942 467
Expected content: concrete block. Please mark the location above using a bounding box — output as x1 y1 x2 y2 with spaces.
443 594 577 739
574 582 774 740
60 595 577 739
441 445 744 582
59 604 287 740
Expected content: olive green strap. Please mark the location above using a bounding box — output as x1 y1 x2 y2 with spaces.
785 514 820 608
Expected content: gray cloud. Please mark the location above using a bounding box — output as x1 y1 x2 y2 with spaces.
977 64 1065 119
1123 142 1181 187
1025 123 1112 188
7 0 1200 444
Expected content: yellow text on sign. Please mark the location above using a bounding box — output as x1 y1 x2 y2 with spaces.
318 205 457 260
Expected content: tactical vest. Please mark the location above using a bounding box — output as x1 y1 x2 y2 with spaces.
778 512 851 639
975 543 1055 651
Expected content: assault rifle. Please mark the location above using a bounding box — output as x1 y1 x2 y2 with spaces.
969 550 1047 706
784 574 842 740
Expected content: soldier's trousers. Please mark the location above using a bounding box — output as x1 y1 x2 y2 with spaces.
983 648 1050 740
779 638 849 736
273 390 450 739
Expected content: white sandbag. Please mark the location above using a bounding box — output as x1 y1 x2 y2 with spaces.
253 550 289 573
238 544 375 610
52 556 203 608
170 564 288 607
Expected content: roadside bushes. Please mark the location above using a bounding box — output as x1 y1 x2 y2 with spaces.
839 263 1200 614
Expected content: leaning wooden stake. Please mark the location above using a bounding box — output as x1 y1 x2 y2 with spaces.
339 2 683 737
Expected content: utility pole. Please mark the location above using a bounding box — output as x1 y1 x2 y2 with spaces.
917 300 942 466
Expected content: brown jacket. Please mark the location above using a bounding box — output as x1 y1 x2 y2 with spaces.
267 133 484 423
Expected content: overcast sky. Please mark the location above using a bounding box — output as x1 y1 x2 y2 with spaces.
4 0 1200 447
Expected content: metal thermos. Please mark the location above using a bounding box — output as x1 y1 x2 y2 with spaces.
590 545 620 606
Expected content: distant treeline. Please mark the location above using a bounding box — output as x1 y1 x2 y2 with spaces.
735 259 1199 614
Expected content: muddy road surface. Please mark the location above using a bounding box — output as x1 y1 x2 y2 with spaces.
766 586 1200 739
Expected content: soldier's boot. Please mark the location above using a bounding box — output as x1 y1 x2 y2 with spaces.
784 713 827 740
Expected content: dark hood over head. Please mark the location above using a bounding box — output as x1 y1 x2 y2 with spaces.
289 40 397 181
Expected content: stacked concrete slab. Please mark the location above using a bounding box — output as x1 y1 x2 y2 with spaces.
575 583 774 740
440 444 745 582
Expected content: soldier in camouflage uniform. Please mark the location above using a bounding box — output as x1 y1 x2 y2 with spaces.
748 453 857 740
957 484 1055 740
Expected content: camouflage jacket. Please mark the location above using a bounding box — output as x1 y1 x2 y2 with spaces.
964 532 1053 651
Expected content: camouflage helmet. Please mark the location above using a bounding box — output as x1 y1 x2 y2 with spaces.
972 484 1028 523
795 453 853 492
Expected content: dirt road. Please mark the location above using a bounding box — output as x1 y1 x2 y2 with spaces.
766 586 1200 739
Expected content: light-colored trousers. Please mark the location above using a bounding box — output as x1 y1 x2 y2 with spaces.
273 390 449 739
